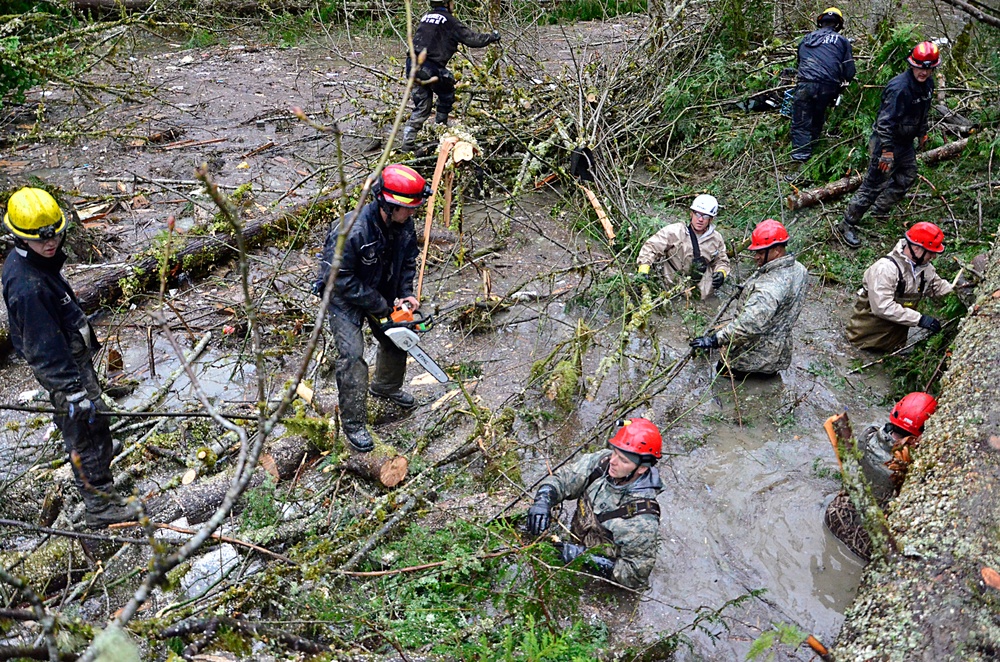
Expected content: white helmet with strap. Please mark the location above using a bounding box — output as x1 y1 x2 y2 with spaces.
690 194 718 217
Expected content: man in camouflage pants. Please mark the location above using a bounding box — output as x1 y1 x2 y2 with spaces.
690 219 808 378
524 418 663 590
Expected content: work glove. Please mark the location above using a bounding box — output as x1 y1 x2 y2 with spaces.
711 271 726 290
586 554 616 580
65 391 98 426
557 542 586 564
690 257 709 280
491 30 501 43
689 333 720 351
877 151 894 173
526 485 555 536
918 315 942 334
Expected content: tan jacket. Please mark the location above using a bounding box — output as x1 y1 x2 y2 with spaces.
855 239 952 327
637 222 730 295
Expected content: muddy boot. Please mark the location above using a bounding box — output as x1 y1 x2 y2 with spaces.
82 488 135 529
836 219 862 249
434 112 449 127
401 126 418 151
369 386 417 408
344 425 375 453
783 160 806 183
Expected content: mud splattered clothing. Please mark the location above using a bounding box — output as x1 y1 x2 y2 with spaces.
2 245 114 495
402 6 498 144
637 222 730 296
844 69 933 224
716 255 808 375
538 450 663 589
790 26 855 162
315 201 419 433
846 239 953 352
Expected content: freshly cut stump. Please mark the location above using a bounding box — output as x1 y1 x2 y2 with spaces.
344 442 408 488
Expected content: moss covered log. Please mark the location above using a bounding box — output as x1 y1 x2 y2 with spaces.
834 229 1000 659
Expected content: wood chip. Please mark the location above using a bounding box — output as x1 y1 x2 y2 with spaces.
261 454 279 480
989 435 1000 451
295 382 313 404
982 566 1000 589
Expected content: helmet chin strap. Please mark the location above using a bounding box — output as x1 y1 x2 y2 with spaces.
906 239 930 266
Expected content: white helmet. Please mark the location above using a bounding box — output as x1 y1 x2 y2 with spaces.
690 194 719 217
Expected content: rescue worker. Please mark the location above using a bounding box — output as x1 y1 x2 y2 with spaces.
400 0 500 150
524 418 663 589
2 187 133 527
689 219 808 377
846 222 952 352
313 165 429 452
824 392 937 559
789 7 855 167
637 194 730 297
838 42 939 247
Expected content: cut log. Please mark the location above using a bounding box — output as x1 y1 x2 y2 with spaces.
342 441 408 488
147 435 312 525
786 138 970 210
833 220 1000 658
0 190 346 357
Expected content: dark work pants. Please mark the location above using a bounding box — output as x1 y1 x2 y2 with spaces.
845 135 918 224
328 306 408 432
51 357 114 498
404 59 456 135
790 81 840 162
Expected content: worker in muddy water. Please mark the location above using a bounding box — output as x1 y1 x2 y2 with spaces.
825 392 937 559
400 0 500 150
787 7 855 174
846 222 953 353
838 41 940 247
2 187 134 528
313 165 430 453
636 194 730 298
689 219 808 378
524 418 663 590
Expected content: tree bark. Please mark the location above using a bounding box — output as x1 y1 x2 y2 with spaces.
938 0 1000 29
785 138 970 210
834 226 1000 658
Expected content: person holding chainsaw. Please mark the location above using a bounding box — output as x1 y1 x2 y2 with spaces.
689 219 808 378
845 222 953 352
2 187 133 527
525 418 663 589
400 0 500 150
636 194 730 298
838 41 939 248
313 165 429 453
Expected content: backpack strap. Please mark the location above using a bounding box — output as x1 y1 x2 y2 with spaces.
882 256 906 299
596 499 662 523
586 455 610 487
687 224 703 263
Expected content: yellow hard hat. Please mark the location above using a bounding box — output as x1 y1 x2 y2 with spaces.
817 7 844 29
3 187 66 241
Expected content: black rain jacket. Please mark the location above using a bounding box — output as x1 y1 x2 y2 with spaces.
412 6 495 67
796 27 855 86
2 245 99 399
874 69 934 151
315 201 419 325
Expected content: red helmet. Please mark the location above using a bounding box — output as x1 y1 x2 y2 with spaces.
375 164 431 208
889 392 938 436
748 219 790 251
908 41 941 69
905 221 945 253
608 418 662 464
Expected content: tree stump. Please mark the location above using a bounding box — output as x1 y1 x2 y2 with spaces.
342 441 408 488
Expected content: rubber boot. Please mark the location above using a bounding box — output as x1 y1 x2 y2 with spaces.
783 160 806 183
82 486 134 528
434 112 449 127
837 219 862 249
370 344 415 408
369 386 417 408
344 425 375 453
401 126 418 150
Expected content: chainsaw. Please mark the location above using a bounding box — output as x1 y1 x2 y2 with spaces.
379 303 450 383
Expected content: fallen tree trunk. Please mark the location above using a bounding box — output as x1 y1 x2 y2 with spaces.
343 441 408 488
938 0 1000 29
786 138 969 210
0 191 345 357
834 226 1000 658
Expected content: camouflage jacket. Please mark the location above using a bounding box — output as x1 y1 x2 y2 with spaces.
539 450 663 589
716 255 808 374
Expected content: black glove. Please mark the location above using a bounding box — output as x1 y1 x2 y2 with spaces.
689 333 719 351
918 315 942 334
585 554 616 580
491 30 501 43
690 257 708 279
558 542 586 564
711 271 725 290
526 485 555 536
311 279 324 297
65 392 98 425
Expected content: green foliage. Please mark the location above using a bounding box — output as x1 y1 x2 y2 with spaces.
812 456 842 482
0 8 81 108
708 0 775 53
746 622 807 661
461 616 608 660
537 0 646 24
240 475 281 534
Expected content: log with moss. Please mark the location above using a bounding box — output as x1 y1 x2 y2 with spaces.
833 228 1000 659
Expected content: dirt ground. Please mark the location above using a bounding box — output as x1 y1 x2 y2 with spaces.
0 20 905 661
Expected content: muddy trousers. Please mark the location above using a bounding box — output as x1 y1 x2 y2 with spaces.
403 59 456 139
790 81 840 162
844 136 918 224
328 307 408 433
51 359 115 507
